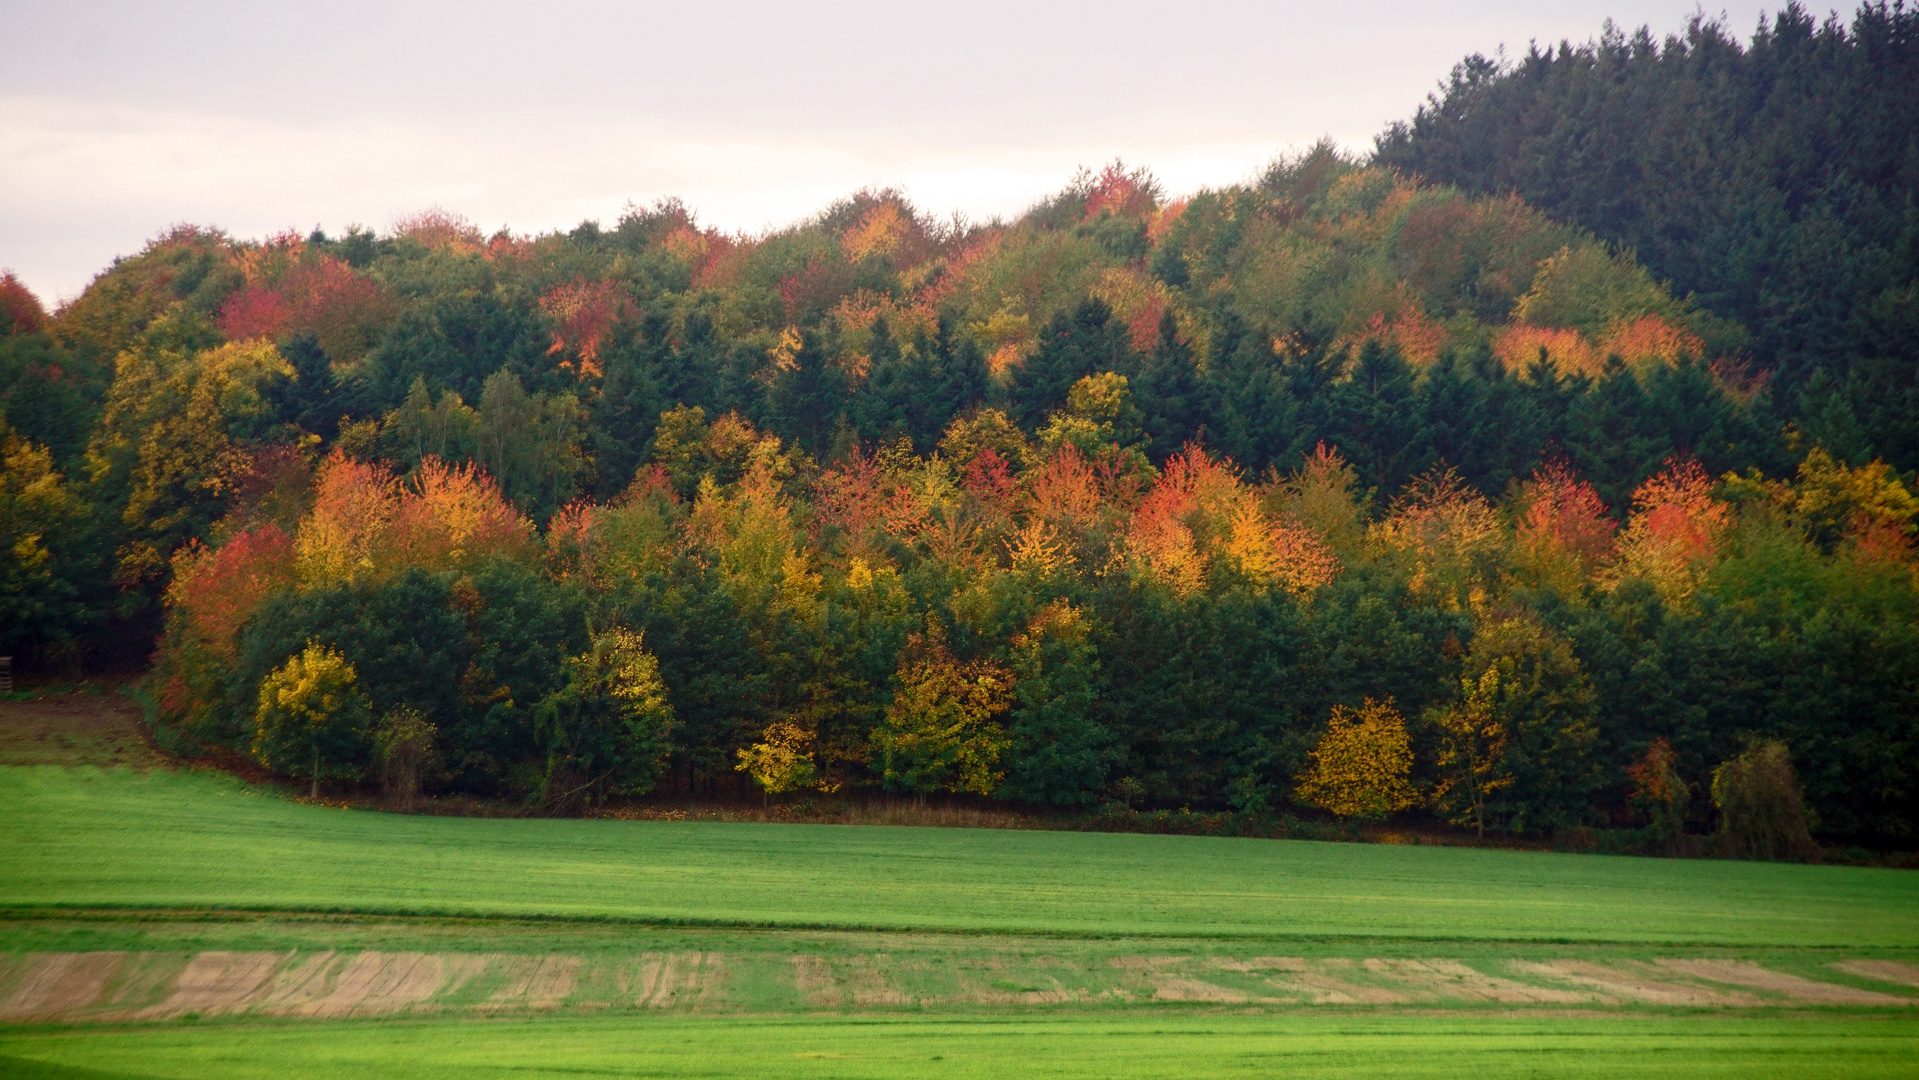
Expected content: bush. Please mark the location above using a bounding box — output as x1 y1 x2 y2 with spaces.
1293 698 1416 821
1711 741 1817 861
375 706 436 812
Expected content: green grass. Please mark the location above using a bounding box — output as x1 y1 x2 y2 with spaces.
4 766 1916 946
3 1015 1916 1079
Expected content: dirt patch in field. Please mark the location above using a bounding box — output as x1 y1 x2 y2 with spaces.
629 951 725 1008
1361 959 1595 1005
1267 958 1412 1005
0 953 126 1020
138 951 286 1019
271 952 449 1018
484 954 580 1010
1510 961 1755 1007
260 951 343 1012
1832 960 1919 990
1655 959 1915 1006
0 693 164 770
1109 956 1257 1004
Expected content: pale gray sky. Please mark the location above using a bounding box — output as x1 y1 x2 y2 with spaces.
2 1 1778 303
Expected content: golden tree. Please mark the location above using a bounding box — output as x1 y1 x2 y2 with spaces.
1430 667 1513 839
736 719 830 801
1293 699 1416 820
874 629 1014 800
253 642 373 798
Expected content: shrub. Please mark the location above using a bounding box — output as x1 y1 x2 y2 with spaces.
375 706 436 812
1628 738 1690 844
1293 699 1416 821
1711 741 1817 861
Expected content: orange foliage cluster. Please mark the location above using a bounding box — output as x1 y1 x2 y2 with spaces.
540 279 634 379
812 447 891 554
1344 308 1449 366
295 452 532 582
1615 458 1731 599
1125 447 1335 595
392 209 484 254
1027 444 1111 535
1146 199 1188 245
1604 315 1707 368
1494 315 1705 377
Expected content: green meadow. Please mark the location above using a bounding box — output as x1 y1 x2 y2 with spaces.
5 766 1917 946
4 764 1918 1078
4 1015 1918 1080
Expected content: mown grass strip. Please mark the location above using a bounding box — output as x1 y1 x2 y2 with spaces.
4 1014 1918 1079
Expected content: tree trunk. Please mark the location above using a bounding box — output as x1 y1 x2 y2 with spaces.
310 743 320 799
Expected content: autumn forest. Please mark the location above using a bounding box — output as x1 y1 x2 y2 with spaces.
3 4 1917 853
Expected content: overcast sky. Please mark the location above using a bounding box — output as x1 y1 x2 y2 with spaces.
2 1 1780 304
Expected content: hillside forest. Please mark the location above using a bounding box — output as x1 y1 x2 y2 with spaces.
1 3 1915 849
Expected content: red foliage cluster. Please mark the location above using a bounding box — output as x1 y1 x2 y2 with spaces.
1083 163 1157 221
540 279 634 379
1518 461 1616 567
813 447 889 545
1632 458 1727 564
167 525 297 661
215 255 391 359
0 271 47 335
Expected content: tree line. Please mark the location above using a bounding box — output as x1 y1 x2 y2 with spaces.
0 33 1914 846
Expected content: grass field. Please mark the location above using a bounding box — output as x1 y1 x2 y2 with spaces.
5 766 1917 946
3 698 1917 1078
4 1014 1919 1080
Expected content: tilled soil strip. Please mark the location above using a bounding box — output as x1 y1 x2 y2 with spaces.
0 950 1913 1022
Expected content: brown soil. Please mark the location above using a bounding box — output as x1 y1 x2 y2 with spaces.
260 951 344 1013
483 954 581 1011
1109 956 1260 1004
1511 960 1757 1007
274 951 448 1018
1832 960 1919 989
1361 959 1595 1005
626 951 725 1008
1655 959 1915 1006
3 949 1912 1023
1268 958 1412 1005
0 953 127 1020
0 694 164 770
137 951 286 1019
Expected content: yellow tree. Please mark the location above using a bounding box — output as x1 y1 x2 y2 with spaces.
1293 699 1416 820
1430 667 1512 839
253 642 373 798
874 629 1014 800
735 720 829 802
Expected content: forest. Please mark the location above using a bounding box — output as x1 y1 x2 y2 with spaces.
0 3 1914 849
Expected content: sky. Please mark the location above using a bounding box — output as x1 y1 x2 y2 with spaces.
1 1 1781 305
